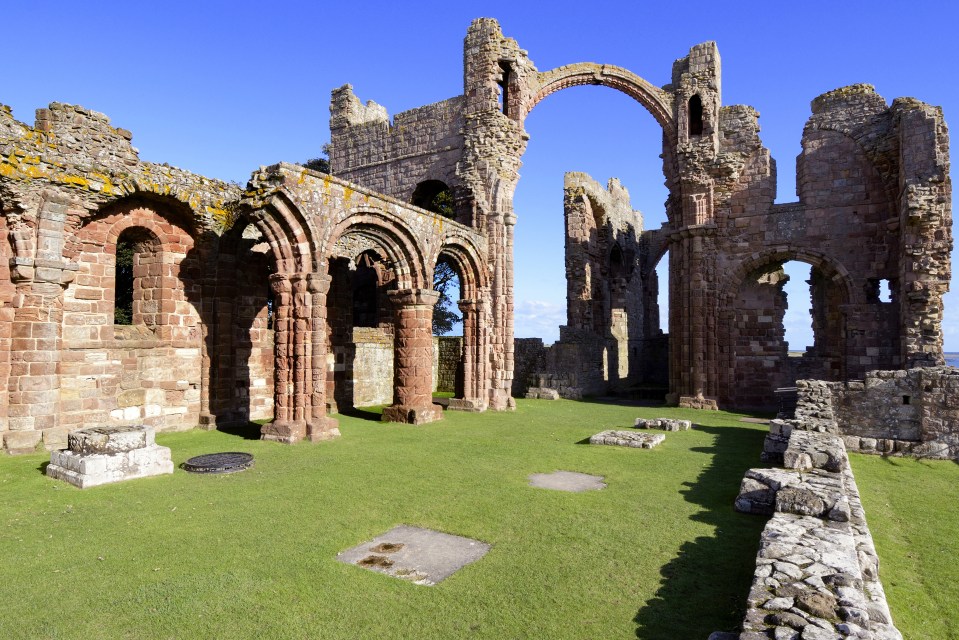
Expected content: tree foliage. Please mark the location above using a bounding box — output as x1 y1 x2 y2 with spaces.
433 258 461 335
114 241 134 325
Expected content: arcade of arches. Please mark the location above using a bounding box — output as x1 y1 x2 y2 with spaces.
0 18 951 452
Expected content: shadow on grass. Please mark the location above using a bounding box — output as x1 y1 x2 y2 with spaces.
574 396 668 408
216 422 263 441
36 460 49 475
633 424 768 639
336 406 383 422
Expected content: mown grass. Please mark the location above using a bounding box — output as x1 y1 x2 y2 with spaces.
0 400 771 640
849 454 959 640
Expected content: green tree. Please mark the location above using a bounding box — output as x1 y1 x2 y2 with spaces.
114 241 134 325
433 259 461 335
303 142 333 174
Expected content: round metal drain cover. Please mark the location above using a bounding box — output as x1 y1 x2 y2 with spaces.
182 452 254 474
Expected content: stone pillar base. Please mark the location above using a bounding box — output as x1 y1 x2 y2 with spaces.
260 420 307 444
46 426 173 489
198 413 236 430
307 417 341 442
446 398 488 412
678 395 719 410
382 403 443 425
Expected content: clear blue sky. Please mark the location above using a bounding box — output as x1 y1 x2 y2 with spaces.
5 1 957 351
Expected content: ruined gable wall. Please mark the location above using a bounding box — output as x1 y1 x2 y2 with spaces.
330 86 466 204
713 85 947 409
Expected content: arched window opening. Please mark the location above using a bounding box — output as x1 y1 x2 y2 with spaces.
498 61 513 116
411 180 455 219
114 240 134 325
114 227 159 326
352 251 381 328
770 262 810 356
688 94 704 137
433 256 462 336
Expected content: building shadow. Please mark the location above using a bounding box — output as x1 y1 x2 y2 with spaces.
633 424 768 638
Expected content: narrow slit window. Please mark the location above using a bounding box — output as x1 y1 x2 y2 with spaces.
688 94 704 137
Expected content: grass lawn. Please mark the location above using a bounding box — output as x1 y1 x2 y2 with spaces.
849 454 959 640
0 399 772 640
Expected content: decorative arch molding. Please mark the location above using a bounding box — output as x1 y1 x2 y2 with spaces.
433 233 488 299
246 190 320 275
528 63 675 139
326 209 431 290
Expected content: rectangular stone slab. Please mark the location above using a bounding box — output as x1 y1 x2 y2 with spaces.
67 425 153 454
337 525 490 586
590 430 665 449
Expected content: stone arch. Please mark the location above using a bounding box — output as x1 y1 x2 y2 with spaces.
527 63 675 139
411 180 454 217
720 249 854 308
718 249 854 409
242 190 319 275
326 209 430 291
432 233 488 300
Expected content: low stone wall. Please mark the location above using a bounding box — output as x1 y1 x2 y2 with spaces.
435 336 462 393
734 426 902 639
792 367 959 459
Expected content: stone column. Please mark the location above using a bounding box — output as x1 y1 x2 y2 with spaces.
448 298 489 412
382 288 443 424
306 272 340 440
290 273 309 424
261 273 306 443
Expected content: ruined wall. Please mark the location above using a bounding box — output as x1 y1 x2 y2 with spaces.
330 88 467 218
435 336 462 393
789 367 959 459
0 102 239 452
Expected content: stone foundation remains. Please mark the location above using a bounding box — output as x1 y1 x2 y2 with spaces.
590 430 665 449
734 420 902 639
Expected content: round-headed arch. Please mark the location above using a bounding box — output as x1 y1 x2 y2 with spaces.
433 232 488 300
527 63 676 139
326 209 431 291
720 248 855 309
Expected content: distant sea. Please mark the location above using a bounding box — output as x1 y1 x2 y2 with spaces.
947 353 959 368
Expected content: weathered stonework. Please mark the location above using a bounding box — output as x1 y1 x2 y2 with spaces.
634 417 692 431
589 429 665 449
779 367 959 459
0 18 952 451
735 427 902 639
46 425 173 488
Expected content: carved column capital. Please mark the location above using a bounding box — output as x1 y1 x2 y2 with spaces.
388 288 441 308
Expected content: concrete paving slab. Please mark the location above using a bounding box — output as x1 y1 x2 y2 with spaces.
528 470 606 492
337 524 490 586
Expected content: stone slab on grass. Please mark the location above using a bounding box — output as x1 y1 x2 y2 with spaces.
591 430 665 449
634 418 691 431
337 524 490 586
528 470 606 492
